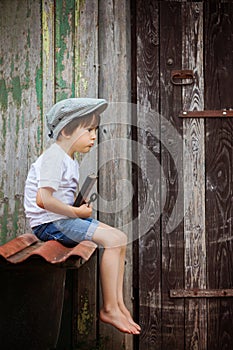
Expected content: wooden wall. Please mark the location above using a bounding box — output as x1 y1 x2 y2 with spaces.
1 1 233 350
0 0 132 349
133 1 233 350
0 0 42 243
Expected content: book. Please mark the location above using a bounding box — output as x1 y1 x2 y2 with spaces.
73 174 98 207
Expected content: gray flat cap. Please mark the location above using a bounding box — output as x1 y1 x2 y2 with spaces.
46 97 108 139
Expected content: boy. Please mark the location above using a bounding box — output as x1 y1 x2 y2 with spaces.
24 98 140 335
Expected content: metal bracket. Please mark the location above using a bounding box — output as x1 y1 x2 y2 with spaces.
171 70 195 85
170 289 233 298
180 110 233 118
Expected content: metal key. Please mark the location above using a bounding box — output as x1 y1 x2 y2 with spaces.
87 192 98 206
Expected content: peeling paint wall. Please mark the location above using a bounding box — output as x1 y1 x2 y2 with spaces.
55 0 76 101
0 0 42 243
0 0 77 242
0 1 132 349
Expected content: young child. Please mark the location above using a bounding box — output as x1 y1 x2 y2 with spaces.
24 98 141 335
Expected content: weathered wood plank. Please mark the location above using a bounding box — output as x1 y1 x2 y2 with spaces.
136 1 161 349
55 0 75 101
98 0 133 348
75 0 98 98
205 2 233 349
0 0 42 242
74 1 99 348
160 2 185 349
182 2 207 349
53 1 77 348
42 0 55 148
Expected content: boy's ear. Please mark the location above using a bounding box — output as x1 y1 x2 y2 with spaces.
60 129 71 139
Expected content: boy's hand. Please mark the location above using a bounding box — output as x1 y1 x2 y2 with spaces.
74 203 92 218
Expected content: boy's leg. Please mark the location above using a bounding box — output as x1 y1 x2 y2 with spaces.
92 222 140 334
116 243 141 331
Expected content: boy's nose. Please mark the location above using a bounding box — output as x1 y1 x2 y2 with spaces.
90 130 97 139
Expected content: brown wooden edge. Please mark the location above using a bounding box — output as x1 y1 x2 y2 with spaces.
170 289 233 298
179 110 233 118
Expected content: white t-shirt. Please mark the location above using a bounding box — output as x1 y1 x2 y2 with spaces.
24 143 79 227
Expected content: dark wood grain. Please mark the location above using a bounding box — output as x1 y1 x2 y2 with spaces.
160 2 185 349
182 2 207 349
205 2 233 349
136 0 161 349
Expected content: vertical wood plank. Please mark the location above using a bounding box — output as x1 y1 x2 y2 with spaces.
98 0 133 348
205 2 233 349
160 2 185 349
53 1 77 348
75 0 99 98
182 2 207 349
0 0 42 242
74 1 99 348
136 1 161 349
55 0 75 101
42 0 55 148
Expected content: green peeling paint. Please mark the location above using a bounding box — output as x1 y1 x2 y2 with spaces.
21 112 25 129
0 79 7 149
15 113 20 139
12 76 22 107
0 79 8 111
36 67 42 108
37 125 42 148
74 0 89 95
77 290 94 335
75 0 85 27
27 31 31 48
12 197 19 236
24 58 30 89
0 195 24 243
11 60 15 75
0 202 8 244
55 0 75 101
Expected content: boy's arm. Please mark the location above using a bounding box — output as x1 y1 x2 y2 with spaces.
36 187 92 219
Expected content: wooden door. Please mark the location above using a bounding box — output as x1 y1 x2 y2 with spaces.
133 1 233 349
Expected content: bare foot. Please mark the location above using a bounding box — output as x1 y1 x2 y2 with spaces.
118 303 141 331
100 308 140 334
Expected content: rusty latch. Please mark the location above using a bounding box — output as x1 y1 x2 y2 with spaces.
170 289 233 298
171 70 195 85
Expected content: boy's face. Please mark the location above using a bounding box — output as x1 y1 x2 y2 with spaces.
68 126 97 155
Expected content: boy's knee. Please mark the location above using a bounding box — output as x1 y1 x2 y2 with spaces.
114 229 127 247
121 231 128 245
93 223 127 248
105 229 127 248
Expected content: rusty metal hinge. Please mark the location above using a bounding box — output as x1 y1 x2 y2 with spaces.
170 289 233 298
179 110 233 118
171 70 195 85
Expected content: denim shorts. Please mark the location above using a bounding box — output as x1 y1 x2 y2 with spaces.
32 217 99 247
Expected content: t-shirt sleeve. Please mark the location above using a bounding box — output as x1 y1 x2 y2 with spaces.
37 146 64 191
